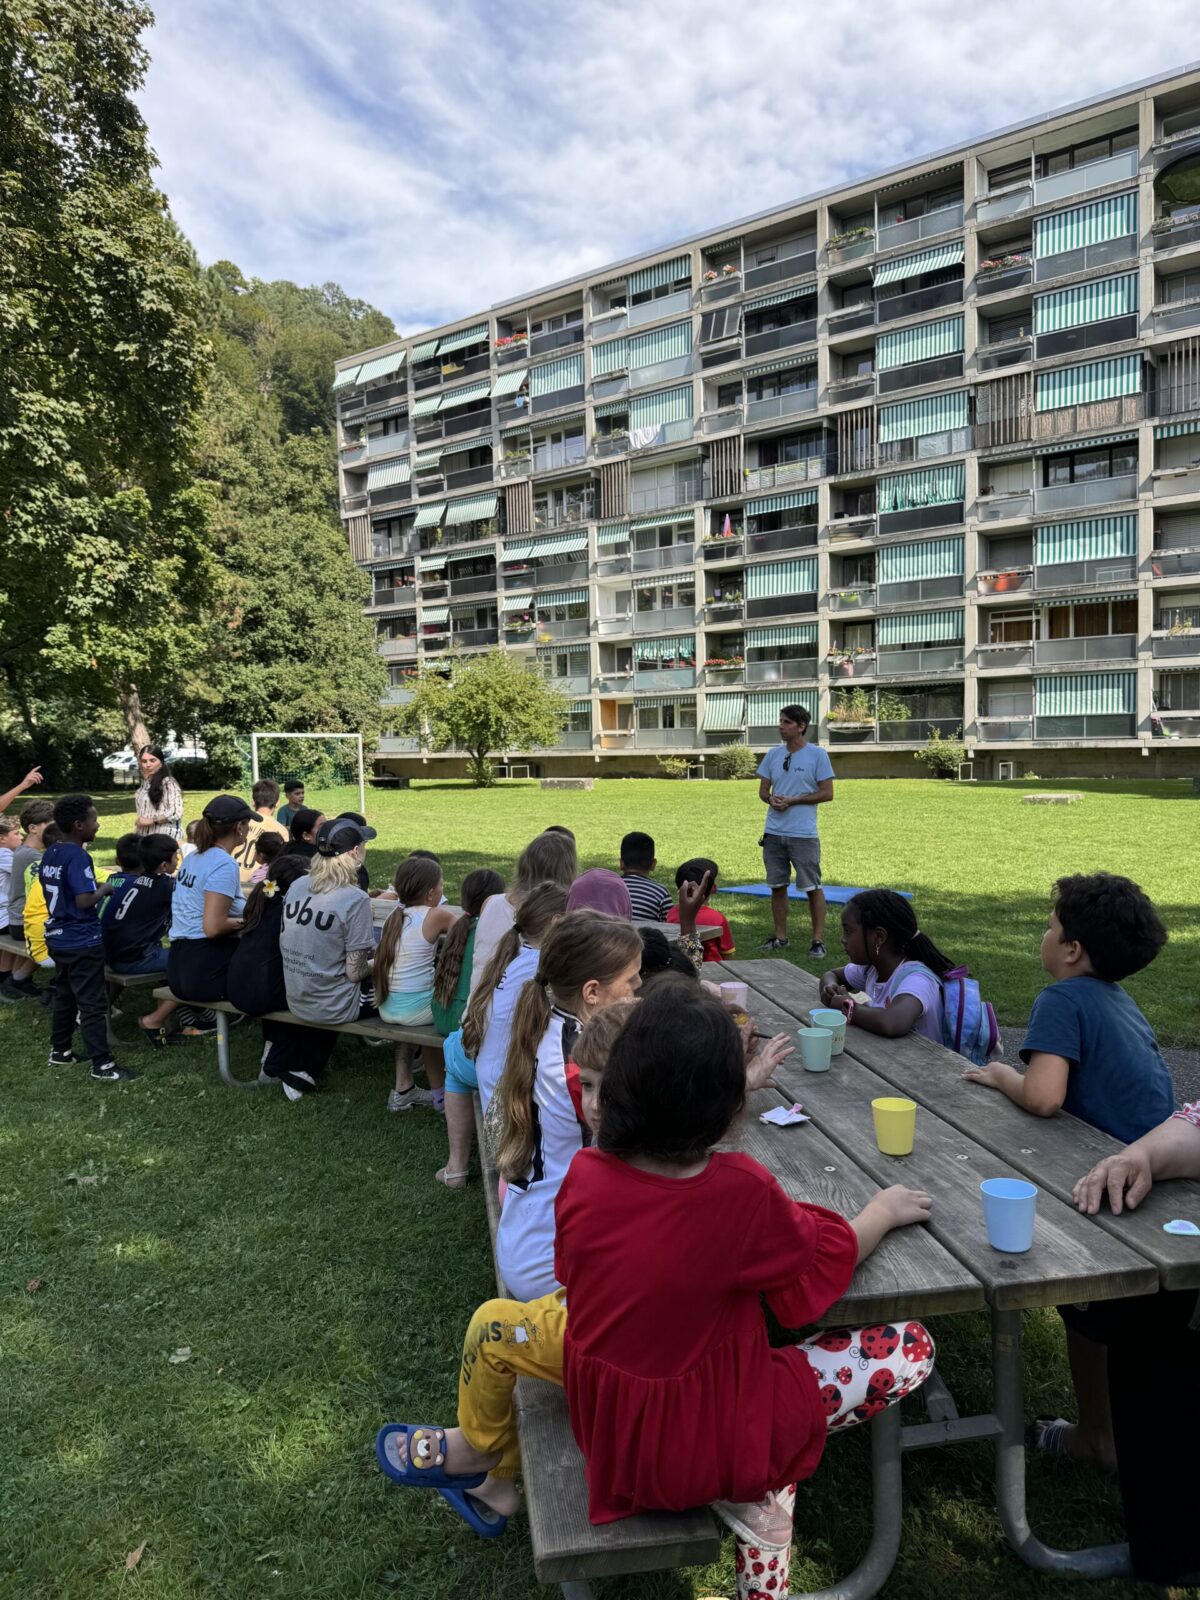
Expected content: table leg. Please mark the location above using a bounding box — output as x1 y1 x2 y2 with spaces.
215 1012 264 1090
791 1403 903 1600
559 1585 595 1600
106 983 120 1053
992 1307 1130 1578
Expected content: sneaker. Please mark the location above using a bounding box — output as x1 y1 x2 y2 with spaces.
760 936 790 951
281 1070 317 1102
6 979 37 1001
809 941 828 959
90 1061 140 1082
387 1085 437 1113
48 1049 79 1066
0 987 17 1006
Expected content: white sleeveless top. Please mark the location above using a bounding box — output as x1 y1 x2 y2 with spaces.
386 904 438 996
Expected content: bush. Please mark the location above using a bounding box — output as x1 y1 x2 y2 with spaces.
914 728 966 778
712 743 759 780
656 756 691 780
830 687 874 724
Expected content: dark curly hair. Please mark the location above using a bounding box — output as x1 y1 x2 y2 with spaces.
52 793 95 834
1052 873 1167 982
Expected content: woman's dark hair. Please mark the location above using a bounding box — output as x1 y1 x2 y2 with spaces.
844 889 955 979
638 927 698 993
139 833 182 873
599 986 744 1164
139 746 170 808
241 853 310 935
52 793 94 833
289 807 321 843
1052 873 1167 982
434 867 505 1007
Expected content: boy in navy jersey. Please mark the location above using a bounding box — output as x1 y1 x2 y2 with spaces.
103 833 183 1046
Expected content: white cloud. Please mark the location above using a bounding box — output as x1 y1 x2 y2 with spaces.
142 0 1195 335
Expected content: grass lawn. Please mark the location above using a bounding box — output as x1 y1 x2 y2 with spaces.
2 777 1194 1599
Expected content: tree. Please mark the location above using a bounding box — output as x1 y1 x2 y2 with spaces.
914 728 967 779
712 743 759 780
397 651 569 786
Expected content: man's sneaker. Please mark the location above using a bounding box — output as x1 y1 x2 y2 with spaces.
387 1085 437 1113
90 1060 140 1082
48 1049 79 1067
809 941 828 959
760 936 790 951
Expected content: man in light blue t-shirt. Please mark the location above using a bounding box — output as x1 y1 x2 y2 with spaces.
756 703 834 957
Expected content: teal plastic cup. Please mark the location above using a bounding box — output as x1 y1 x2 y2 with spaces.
980 1178 1038 1253
798 1026 833 1072
808 1008 846 1055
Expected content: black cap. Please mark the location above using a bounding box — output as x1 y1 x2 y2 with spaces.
202 794 257 825
316 817 377 856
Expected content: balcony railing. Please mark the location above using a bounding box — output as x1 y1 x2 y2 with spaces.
590 432 630 458
743 250 817 292
1153 466 1200 499
628 353 696 389
1151 630 1200 657
976 715 1034 741
629 476 704 514
377 636 419 659
877 501 965 535
874 280 963 324
1154 711 1200 736
699 406 743 435
544 672 591 694
701 533 744 560
977 642 1034 670
528 324 583 358
533 495 595 529
532 445 588 474
829 653 877 679
977 568 1034 597
704 599 745 623
531 559 589 587
495 338 530 364
1153 548 1200 577
588 305 629 333
633 605 696 633
1153 214 1200 253
1033 556 1137 590
1033 633 1138 665
698 273 743 302
977 339 1032 373
627 288 692 328
1034 314 1138 359
829 587 877 611
877 353 965 395
554 729 594 750
631 726 701 749
827 513 878 540
367 585 419 609
876 202 964 254
536 617 591 641
1033 473 1137 515
826 303 876 335
744 318 817 358
876 645 964 676
745 655 818 684
450 626 500 648
826 235 875 267
878 716 962 743
977 491 1034 523
743 457 828 493
378 735 420 754
530 385 586 418
827 372 877 405
745 387 818 425
876 575 964 606
1032 392 1144 442
629 418 695 453
365 429 412 458
594 669 633 691
746 591 818 622
745 522 818 557
1034 713 1137 739
1034 235 1137 283
449 571 499 597
633 666 696 691
1153 299 1200 335
632 542 695 572
975 261 1033 296
381 685 415 705
498 454 532 480
877 427 972 466
1033 148 1138 208
445 462 495 491
976 185 1033 225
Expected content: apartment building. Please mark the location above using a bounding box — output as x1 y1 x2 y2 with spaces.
336 64 1200 779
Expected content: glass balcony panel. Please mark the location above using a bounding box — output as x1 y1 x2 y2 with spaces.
876 202 964 253
1034 713 1136 738
1153 549 1200 576
877 716 962 742
978 491 1033 523
633 667 696 690
1034 235 1137 282
633 605 695 632
743 250 817 291
1033 474 1137 514
378 735 420 754
1032 557 1136 589
744 319 817 358
1152 632 1200 657
976 643 1035 670
976 716 1035 740
627 288 693 328
633 726 700 749
876 645 964 675
528 324 583 357
631 542 695 572
745 655 818 683
1034 315 1138 359
976 186 1033 223
876 575 964 606
874 280 963 324
1033 633 1137 664
745 388 818 424
1033 148 1138 207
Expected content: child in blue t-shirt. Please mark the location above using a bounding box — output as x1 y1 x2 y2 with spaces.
963 871 1173 1474
40 794 137 1083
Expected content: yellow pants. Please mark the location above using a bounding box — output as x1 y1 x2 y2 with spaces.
457 1290 567 1478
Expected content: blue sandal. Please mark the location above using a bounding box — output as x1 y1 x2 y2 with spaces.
375 1423 509 1539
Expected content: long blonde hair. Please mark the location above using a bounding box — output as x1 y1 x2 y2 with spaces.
307 851 361 895
572 997 638 1077
494 911 642 1182
461 881 568 1057
373 854 443 1004
512 830 577 895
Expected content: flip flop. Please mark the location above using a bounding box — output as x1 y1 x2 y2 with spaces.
435 1167 470 1190
375 1424 509 1539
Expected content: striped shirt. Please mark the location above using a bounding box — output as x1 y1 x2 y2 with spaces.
622 873 673 921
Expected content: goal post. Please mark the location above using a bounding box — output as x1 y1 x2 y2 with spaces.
251 732 366 817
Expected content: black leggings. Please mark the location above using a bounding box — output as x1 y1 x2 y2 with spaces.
260 1018 337 1081
167 936 239 1004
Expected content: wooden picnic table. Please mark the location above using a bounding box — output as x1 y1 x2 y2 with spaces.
709 957 1200 1600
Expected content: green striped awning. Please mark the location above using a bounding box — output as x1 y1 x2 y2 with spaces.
332 365 361 391
636 695 696 710
873 240 965 287
629 385 694 427
367 459 412 489
1034 355 1142 412
1034 272 1138 333
439 379 491 410
412 502 446 530
410 339 439 362
418 551 448 570
443 493 499 526
568 701 592 716
446 548 488 566
1034 515 1136 565
877 315 964 372
629 321 693 368
1036 671 1135 716
746 356 817 379
629 513 694 532
703 694 747 731
1041 590 1135 609
746 558 817 598
536 589 588 609
592 337 629 375
1034 192 1138 258
356 348 407 384
1155 418 1200 439
363 402 409 424
538 643 589 661
502 592 533 612
629 255 691 294
746 624 818 649
1033 430 1137 458
439 436 486 458
422 606 449 624
525 529 588 556
436 322 489 354
593 398 631 418
501 415 534 434
745 489 818 517
410 395 442 418
748 690 814 724
877 608 964 644
878 536 964 582
633 635 696 663
877 461 965 513
878 390 969 443
530 354 584 396
491 368 529 398
414 447 444 469
501 544 533 563
743 286 818 313
597 522 630 546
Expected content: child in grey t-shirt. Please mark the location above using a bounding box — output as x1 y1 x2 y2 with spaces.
280 875 375 1024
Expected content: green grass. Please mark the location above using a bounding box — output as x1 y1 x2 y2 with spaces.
2 778 1195 1599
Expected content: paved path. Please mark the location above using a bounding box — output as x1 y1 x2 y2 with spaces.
997 1027 1200 1105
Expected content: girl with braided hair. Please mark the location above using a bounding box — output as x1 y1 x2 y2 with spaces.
818 888 959 1044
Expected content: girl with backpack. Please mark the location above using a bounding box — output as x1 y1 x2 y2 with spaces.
819 889 958 1045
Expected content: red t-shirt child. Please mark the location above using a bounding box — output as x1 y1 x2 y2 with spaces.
665 902 735 962
554 1147 858 1523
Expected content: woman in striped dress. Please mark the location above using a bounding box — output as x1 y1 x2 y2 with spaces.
133 747 184 843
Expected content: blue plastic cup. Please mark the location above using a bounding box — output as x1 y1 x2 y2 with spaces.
808 1008 846 1055
980 1178 1038 1253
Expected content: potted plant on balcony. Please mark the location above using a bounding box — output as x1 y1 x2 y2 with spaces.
828 226 873 250
827 688 875 736
833 589 862 607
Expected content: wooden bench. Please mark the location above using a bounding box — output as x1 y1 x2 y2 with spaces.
472 1100 721 1591
152 987 443 1089
1 932 161 1050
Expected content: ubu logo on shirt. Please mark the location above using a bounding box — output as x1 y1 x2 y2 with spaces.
284 895 334 932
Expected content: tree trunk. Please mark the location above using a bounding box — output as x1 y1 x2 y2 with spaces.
118 683 151 751
469 747 494 787
3 665 44 755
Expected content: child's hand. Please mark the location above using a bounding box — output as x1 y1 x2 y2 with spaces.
745 1032 794 1093
962 1062 1006 1091
676 870 711 933
819 974 848 1008
872 1184 933 1229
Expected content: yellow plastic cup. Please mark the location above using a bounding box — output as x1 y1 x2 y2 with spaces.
872 1097 917 1156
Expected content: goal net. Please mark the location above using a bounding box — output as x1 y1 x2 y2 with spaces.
251 733 366 821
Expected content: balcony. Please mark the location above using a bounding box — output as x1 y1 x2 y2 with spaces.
377 636 419 659
978 568 1034 597
977 642 1034 671
878 716 962 743
699 406 743 436
827 234 875 267
698 272 743 303
1034 314 1139 359
528 324 583 358
1153 548 1200 577
876 576 964 607
631 726 701 750
1034 235 1137 284
438 350 490 381
1034 713 1137 739
1152 629 1200 658
746 655 818 684
451 626 500 649
743 457 828 494
977 338 1032 373
876 645 964 676
829 587 877 611
536 617 591 642
746 591 818 622
366 585 418 610
1153 214 1200 253
1033 556 1137 590
976 715 1034 741
745 388 818 425
744 319 817 358
590 432 630 459
634 605 695 633
876 202 964 254
704 598 745 624
1154 711 1200 737
745 522 818 557
445 462 495 491
633 666 697 691
1033 393 1144 443
826 719 877 742
1153 298 1200 336
529 559 589 588
378 735 420 755
874 280 963 325
530 385 586 418
588 304 629 334
826 303 876 336
449 571 499 597
827 372 877 405
977 185 1033 225
827 512 878 541
627 288 692 329
878 353 965 395
629 418 696 454
1153 466 1200 500
975 260 1033 297
498 454 533 480
544 672 591 695
701 532 744 560
533 495 595 530
744 249 817 292
595 613 632 638
1034 473 1137 515
628 354 696 390
1034 633 1138 665
551 729 593 751
381 685 415 705
597 729 634 751
629 475 704 515
878 427 972 466
632 542 695 572
977 491 1034 523
496 338 530 364
532 444 588 475
365 430 412 458
594 669 633 691
877 501 965 536
442 407 493 440
1033 148 1139 208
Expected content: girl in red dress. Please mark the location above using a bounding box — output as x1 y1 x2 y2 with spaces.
379 984 936 1598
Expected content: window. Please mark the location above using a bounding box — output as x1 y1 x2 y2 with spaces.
700 306 742 342
842 622 874 651
749 503 818 536
1160 269 1200 304
746 297 817 333
837 209 873 234
877 187 962 227
988 610 1036 643
840 284 874 309
537 598 588 623
532 427 585 470
532 311 582 335
716 381 742 409
987 157 1030 190
984 310 1031 345
1042 443 1137 486
630 275 690 306
595 412 628 438
1046 598 1136 638
635 578 695 613
840 554 875 586
755 427 821 464
985 685 1034 716
1035 127 1138 177
1157 671 1200 710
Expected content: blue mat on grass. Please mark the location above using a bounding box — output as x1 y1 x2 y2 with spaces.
717 884 913 903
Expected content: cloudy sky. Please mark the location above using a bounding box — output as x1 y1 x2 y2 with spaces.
142 1 1194 335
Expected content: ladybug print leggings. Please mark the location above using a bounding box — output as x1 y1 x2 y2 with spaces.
729 1321 935 1600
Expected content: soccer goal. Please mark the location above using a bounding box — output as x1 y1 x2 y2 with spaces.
251 732 367 819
